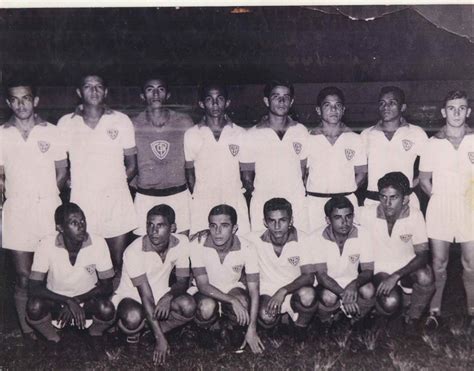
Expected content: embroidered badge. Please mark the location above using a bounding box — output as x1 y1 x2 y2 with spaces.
37 141 50 153
348 254 360 264
468 152 474 164
229 144 240 157
150 140 170 160
107 129 119 140
288 256 300 266
345 148 355 161
400 234 413 243
84 264 96 275
293 142 302 155
232 264 243 274
402 139 414 151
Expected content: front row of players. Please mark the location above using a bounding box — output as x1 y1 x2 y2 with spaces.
26 172 438 364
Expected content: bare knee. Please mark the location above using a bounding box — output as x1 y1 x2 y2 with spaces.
415 266 434 286
319 288 338 307
359 283 375 299
26 297 49 321
95 298 116 322
376 289 402 315
258 296 278 326
117 299 144 331
295 286 316 308
174 294 196 318
196 297 217 321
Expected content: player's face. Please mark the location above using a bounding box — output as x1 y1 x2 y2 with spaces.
141 79 170 109
317 95 345 125
60 211 88 243
77 75 107 106
442 98 471 128
379 186 408 219
326 207 354 235
6 86 39 120
378 92 406 122
147 214 173 246
209 214 237 247
264 86 294 117
199 88 230 118
264 209 293 241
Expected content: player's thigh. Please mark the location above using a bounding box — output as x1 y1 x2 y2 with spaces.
10 250 34 285
460 241 474 270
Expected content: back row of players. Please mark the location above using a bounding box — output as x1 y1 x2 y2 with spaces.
0 76 472 361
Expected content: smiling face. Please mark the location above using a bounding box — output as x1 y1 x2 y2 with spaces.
141 79 170 109
442 97 471 128
264 85 294 117
77 75 107 106
6 86 38 120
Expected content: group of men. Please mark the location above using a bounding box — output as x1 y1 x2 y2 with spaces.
1 75 472 365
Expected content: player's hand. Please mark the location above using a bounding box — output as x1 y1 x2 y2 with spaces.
266 288 287 316
376 274 400 297
189 229 210 243
341 301 360 317
153 338 170 366
57 306 73 328
66 298 86 329
342 282 358 305
154 294 173 320
231 298 250 326
242 326 265 354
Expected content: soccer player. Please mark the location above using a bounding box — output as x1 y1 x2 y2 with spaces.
133 76 194 235
185 82 250 236
189 204 263 352
26 203 115 344
419 90 474 330
312 196 375 324
113 205 195 365
245 198 317 336
0 80 68 340
240 80 309 232
359 172 435 327
306 87 367 231
361 86 428 209
57 74 137 278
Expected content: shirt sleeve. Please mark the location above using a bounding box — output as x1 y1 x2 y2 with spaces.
297 126 309 161
299 236 316 270
415 128 429 157
353 134 368 167
189 242 205 269
239 128 256 165
183 128 199 164
94 237 114 279
56 115 73 153
412 209 428 246
30 238 50 280
359 227 374 265
51 126 68 163
119 114 137 153
310 236 327 265
175 241 191 277
419 140 434 173
243 243 259 275
123 245 146 283
359 128 370 156
0 130 4 167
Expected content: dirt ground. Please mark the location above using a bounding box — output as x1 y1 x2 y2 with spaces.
0 247 473 371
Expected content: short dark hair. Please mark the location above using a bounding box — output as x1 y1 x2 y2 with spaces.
147 204 176 225
317 87 345 106
263 80 295 99
78 74 108 89
324 196 354 217
5 79 37 98
142 76 169 94
263 198 293 220
54 203 84 226
379 86 406 105
443 90 468 106
198 82 229 102
377 172 411 196
208 204 237 225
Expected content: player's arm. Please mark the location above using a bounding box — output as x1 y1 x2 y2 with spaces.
154 275 190 320
315 264 344 297
55 161 69 192
354 165 368 189
124 153 138 183
73 277 114 303
244 278 265 353
418 171 433 197
342 263 374 315
184 165 196 194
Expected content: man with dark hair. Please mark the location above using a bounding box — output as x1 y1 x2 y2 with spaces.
133 76 194 235
419 90 474 331
113 204 195 365
0 80 68 340
189 204 263 353
26 203 115 344
240 81 309 232
359 172 435 328
361 86 427 209
185 82 250 236
306 87 367 231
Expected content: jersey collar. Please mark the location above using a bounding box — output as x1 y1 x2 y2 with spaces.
376 203 410 220
260 227 298 244
197 114 234 129
371 116 409 131
255 115 297 129
4 113 47 128
71 104 113 118
203 234 241 251
142 234 179 252
433 124 474 139
322 225 358 242
309 122 352 136
55 232 92 250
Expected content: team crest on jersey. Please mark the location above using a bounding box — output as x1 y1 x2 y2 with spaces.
345 148 355 161
468 152 474 164
229 144 240 157
348 254 360 264
402 139 414 151
399 234 413 243
37 141 50 153
232 264 243 274
150 140 170 160
293 142 302 155
107 129 119 140
288 256 300 266
84 264 96 275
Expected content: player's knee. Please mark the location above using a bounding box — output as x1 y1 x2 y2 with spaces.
432 255 449 271
175 294 196 318
26 297 48 321
415 267 434 287
196 297 217 321
461 254 474 271
359 282 375 299
95 298 116 322
258 306 277 326
295 286 316 308
376 290 401 315
319 288 338 307
117 299 144 331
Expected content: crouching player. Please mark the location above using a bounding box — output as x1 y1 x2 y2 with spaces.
246 198 317 338
189 204 264 353
113 205 195 365
359 172 435 327
27 203 115 345
312 196 375 325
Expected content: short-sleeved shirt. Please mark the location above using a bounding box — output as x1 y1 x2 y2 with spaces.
239 117 308 195
190 235 259 294
184 120 246 196
311 225 374 288
419 126 474 196
359 204 428 274
360 119 428 191
114 234 190 303
0 116 67 199
133 109 194 189
306 127 367 193
246 228 315 294
57 107 137 192
30 233 114 297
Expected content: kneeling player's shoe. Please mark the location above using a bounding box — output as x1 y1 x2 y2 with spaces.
424 312 441 331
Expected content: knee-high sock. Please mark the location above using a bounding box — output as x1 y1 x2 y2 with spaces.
408 283 435 319
357 297 376 319
26 313 60 342
430 270 447 314
316 302 340 323
88 315 115 337
14 286 33 334
160 310 193 333
462 270 474 316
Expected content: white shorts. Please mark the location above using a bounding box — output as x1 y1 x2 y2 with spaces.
364 192 420 210
72 187 137 238
307 193 359 233
134 190 191 235
2 195 61 252
426 194 473 243
260 285 298 322
189 191 250 235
